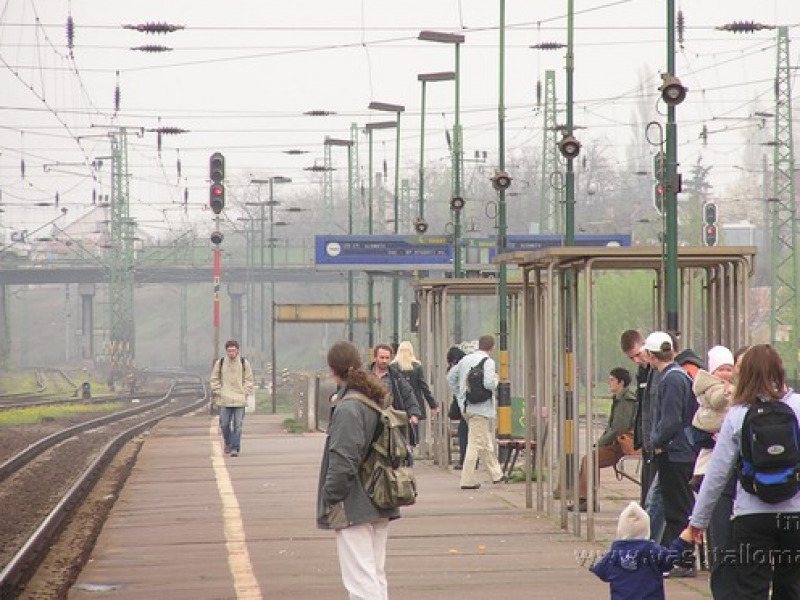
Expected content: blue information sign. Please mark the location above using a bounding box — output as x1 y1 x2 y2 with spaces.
315 235 453 269
315 234 631 269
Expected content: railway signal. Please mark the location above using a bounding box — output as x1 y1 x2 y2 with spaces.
209 152 225 214
703 201 718 247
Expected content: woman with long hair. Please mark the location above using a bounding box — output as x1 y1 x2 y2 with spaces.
317 341 398 600
687 344 800 599
392 340 438 446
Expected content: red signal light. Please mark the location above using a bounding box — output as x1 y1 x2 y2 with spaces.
211 184 224 197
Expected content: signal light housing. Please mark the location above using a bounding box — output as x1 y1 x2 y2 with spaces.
558 135 581 160
491 170 512 191
659 74 687 106
210 231 224 245
414 219 429 234
703 224 718 247
209 152 225 184
450 196 465 211
209 183 225 214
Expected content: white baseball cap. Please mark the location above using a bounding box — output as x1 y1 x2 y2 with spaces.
644 331 674 353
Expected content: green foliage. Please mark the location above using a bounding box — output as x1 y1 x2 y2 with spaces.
0 402 122 426
282 417 306 434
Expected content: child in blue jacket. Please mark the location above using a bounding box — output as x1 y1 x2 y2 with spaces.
589 502 694 600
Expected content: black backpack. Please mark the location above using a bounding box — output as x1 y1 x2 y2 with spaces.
738 399 800 504
465 357 492 404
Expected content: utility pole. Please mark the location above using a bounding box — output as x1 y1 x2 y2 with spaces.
108 128 135 383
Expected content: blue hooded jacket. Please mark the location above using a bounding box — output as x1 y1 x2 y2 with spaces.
590 538 691 600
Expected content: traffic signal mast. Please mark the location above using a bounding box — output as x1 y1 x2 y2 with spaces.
703 201 718 247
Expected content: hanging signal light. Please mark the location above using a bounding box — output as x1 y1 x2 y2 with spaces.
122 22 185 34
715 21 776 34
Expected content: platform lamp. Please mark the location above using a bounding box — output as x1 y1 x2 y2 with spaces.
250 176 291 413
368 102 405 347
417 71 456 234
324 136 356 341
364 120 398 349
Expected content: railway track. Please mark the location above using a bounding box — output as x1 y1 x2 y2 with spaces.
0 372 208 599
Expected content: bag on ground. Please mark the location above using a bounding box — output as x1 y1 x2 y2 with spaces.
738 399 800 504
465 357 492 404
352 396 417 509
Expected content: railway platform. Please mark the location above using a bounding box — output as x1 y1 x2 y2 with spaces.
68 415 711 600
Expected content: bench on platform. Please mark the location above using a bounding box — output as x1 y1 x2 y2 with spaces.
613 454 642 486
496 406 549 478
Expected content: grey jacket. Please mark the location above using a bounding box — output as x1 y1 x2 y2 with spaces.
317 389 400 530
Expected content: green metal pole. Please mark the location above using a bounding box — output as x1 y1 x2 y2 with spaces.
419 81 427 223
368 129 375 349
496 0 511 440
563 0 577 505
347 141 355 341
269 184 277 414
453 42 463 343
392 112 402 346
664 0 679 334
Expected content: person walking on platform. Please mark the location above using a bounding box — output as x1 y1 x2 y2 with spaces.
446 346 469 469
318 341 399 600
209 340 254 457
456 334 505 489
392 340 439 447
370 344 421 439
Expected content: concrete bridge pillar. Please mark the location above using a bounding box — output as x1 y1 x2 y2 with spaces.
79 283 95 361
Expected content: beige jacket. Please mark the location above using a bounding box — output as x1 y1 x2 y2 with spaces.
691 369 730 433
209 355 254 408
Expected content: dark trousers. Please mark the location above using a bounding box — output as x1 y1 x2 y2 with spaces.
640 456 656 507
655 454 694 545
707 475 737 599
733 512 800 600
457 417 468 467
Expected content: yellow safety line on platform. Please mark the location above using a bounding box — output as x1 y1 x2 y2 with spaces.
209 422 263 599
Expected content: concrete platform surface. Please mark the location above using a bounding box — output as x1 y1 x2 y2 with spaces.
68 415 711 600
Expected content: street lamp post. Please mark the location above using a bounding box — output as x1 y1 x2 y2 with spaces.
417 71 456 232
324 136 356 341
368 102 405 347
364 120 398 349
251 176 291 413
419 30 465 342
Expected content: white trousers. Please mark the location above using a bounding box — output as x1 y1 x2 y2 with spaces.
335 519 390 600
460 413 504 486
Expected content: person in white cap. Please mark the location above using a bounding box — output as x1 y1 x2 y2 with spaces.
642 331 699 577
589 501 693 600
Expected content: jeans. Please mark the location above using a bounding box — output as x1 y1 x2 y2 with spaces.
708 475 737 599
646 472 666 543
219 406 245 452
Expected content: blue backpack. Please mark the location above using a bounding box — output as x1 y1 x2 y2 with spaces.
738 399 800 504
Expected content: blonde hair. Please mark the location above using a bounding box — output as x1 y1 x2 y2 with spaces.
393 340 419 371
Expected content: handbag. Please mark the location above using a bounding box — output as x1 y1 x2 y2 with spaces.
447 397 462 421
616 431 638 455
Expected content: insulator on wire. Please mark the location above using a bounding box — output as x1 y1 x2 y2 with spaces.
114 71 121 113
716 21 776 34
677 10 685 47
131 45 172 53
122 22 185 34
157 132 162 156
531 42 565 51
536 80 542 107
20 159 25 180
303 110 336 117
55 192 59 207
184 187 188 205
92 189 97 205
176 156 182 179
66 16 75 56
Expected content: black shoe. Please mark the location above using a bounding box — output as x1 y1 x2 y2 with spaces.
460 484 481 490
567 500 599 512
492 475 509 484
453 464 463 470
665 566 696 578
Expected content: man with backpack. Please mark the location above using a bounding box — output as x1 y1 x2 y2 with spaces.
456 334 506 490
209 340 254 457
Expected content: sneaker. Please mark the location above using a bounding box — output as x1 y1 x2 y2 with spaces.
567 500 600 513
224 445 232 454
665 566 696 578
230 450 239 457
460 484 481 490
492 475 509 484
453 464 463 471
